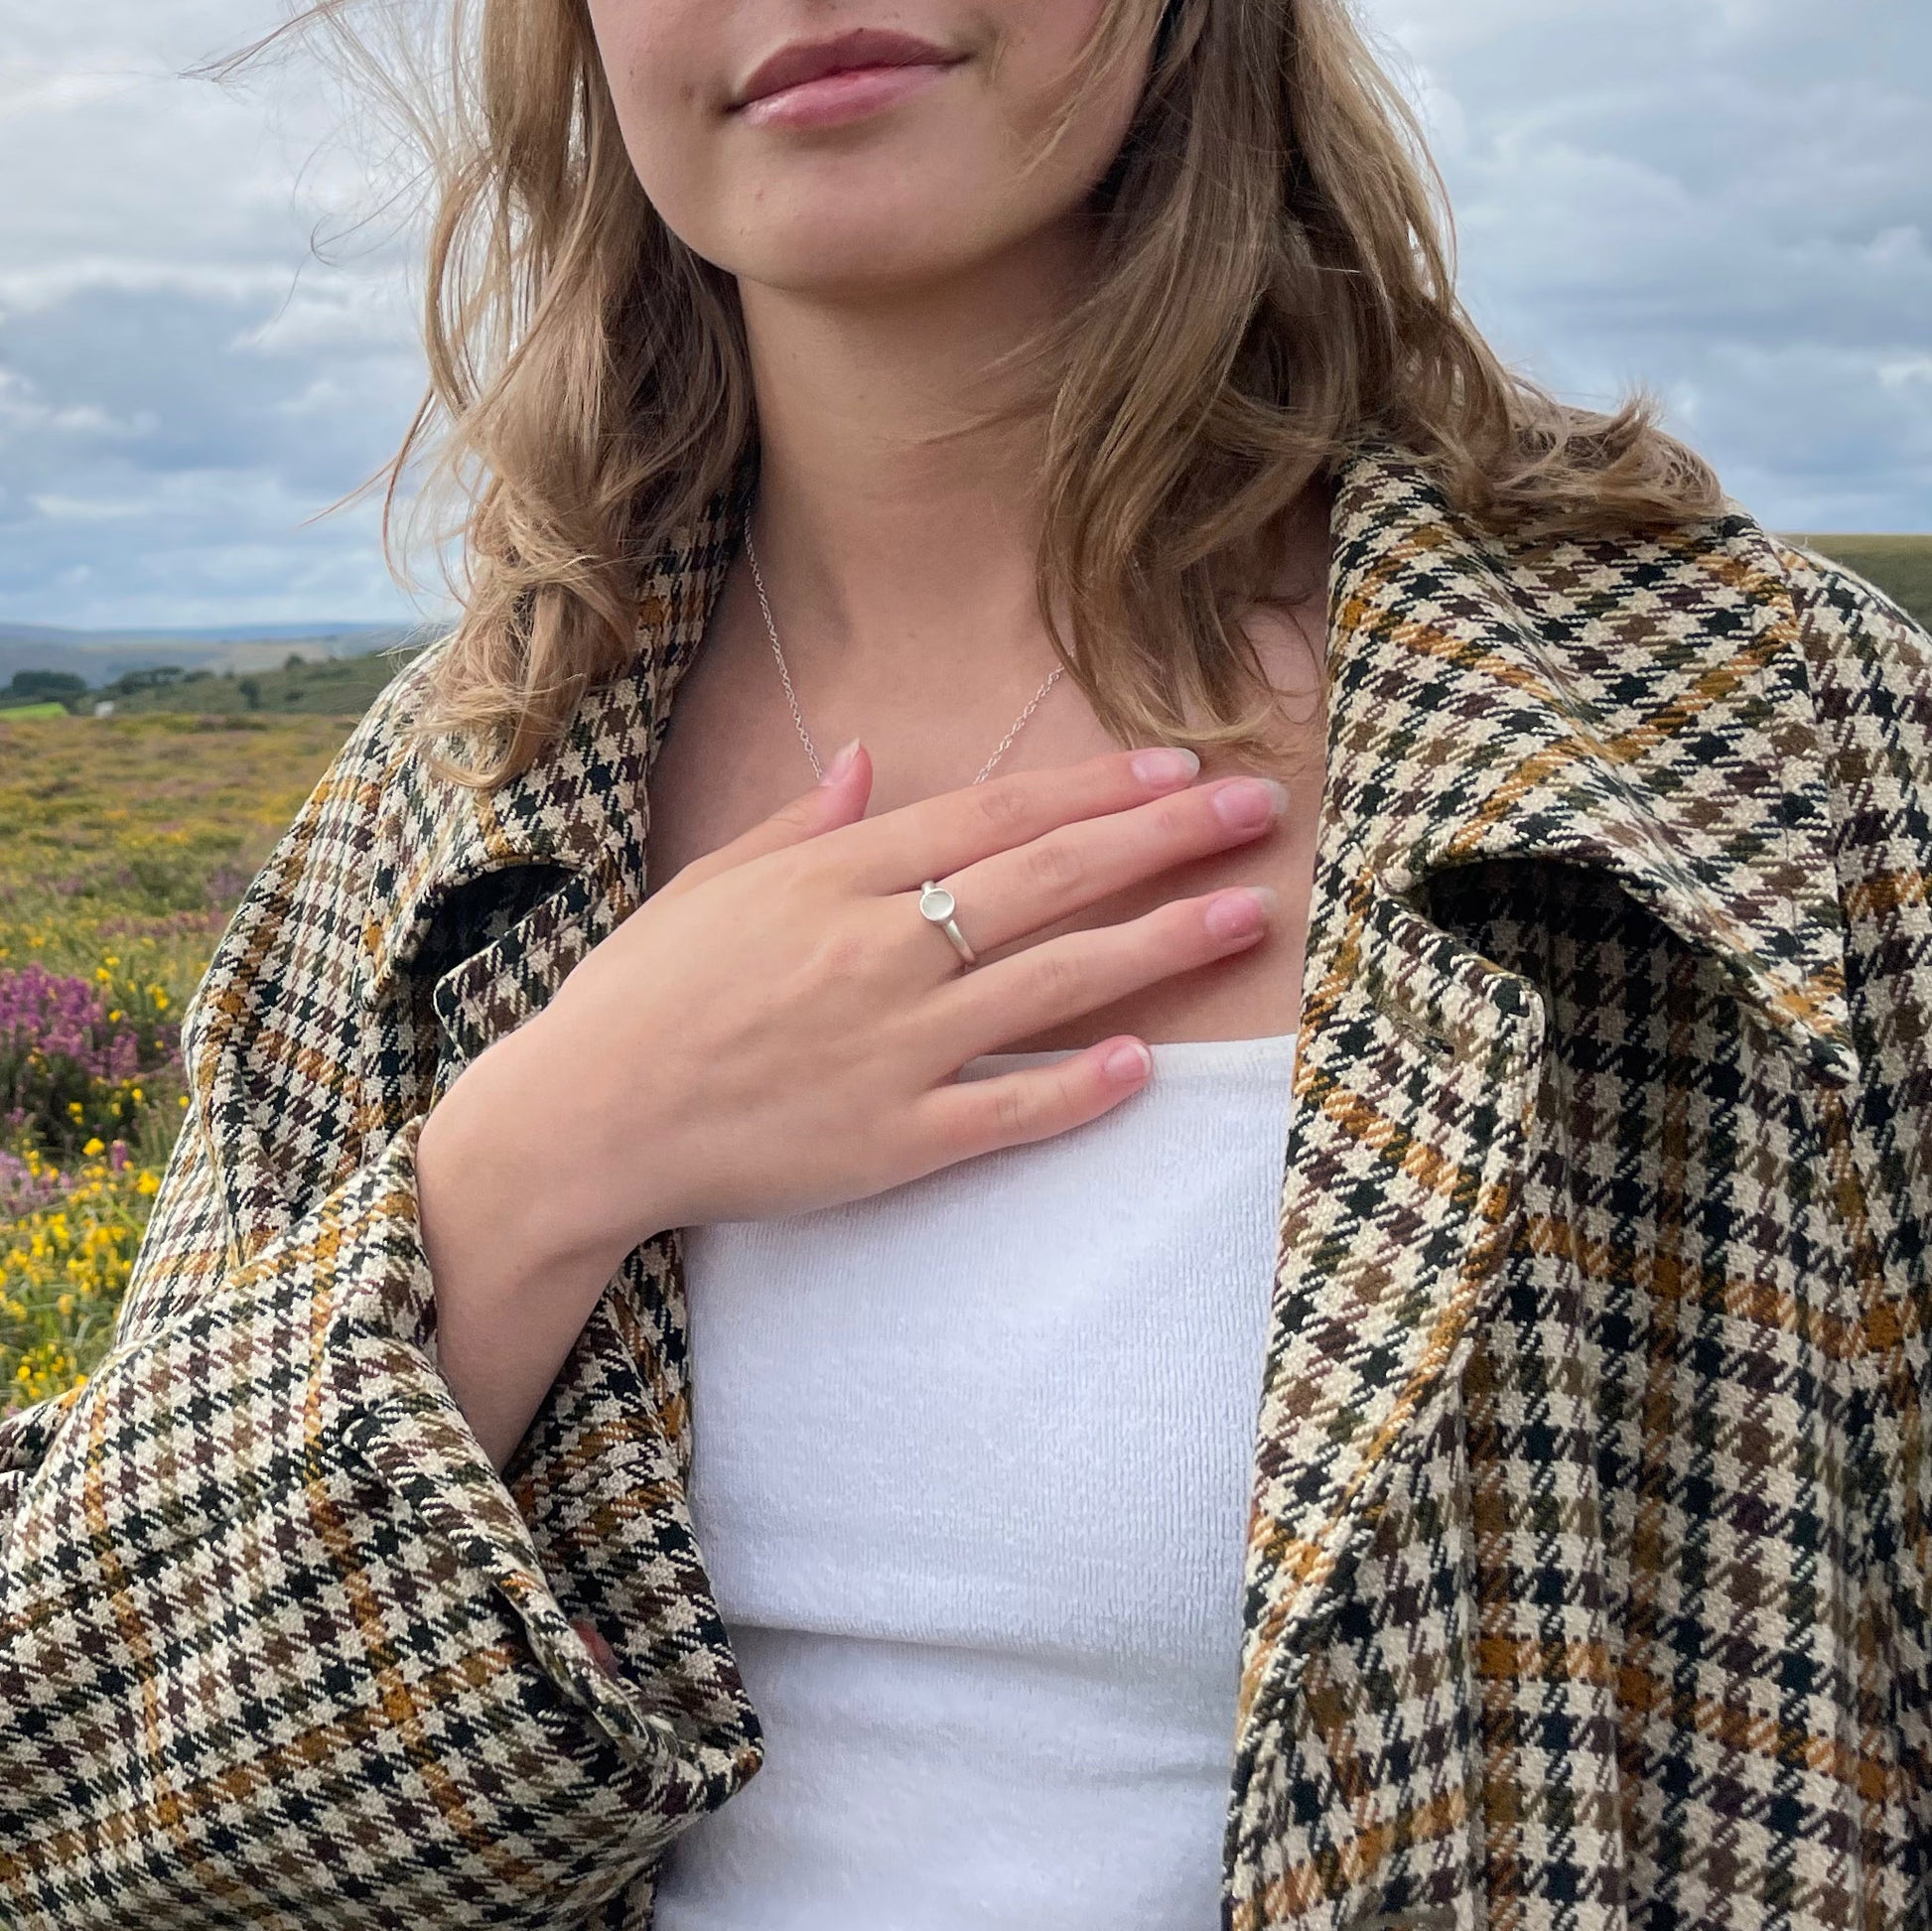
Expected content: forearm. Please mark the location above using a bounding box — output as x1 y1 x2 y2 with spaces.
416 1031 637 1472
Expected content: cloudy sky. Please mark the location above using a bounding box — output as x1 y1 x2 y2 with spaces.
2 0 1926 631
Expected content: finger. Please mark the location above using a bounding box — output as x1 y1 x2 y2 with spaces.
933 774 1289 957
908 1034 1156 1168
925 885 1276 1057
831 745 1203 895
657 739 873 899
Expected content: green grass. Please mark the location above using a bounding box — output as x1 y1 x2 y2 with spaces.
0 710 371 988
1786 533 1932 630
0 702 70 721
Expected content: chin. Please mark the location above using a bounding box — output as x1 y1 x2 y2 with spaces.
727 215 1008 301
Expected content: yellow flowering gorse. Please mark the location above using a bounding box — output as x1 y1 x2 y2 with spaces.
1 1148 163 1401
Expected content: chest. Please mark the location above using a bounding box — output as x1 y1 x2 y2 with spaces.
386 465 1888 1930
677 1031 1300 1652
653 1029 1302 1923
642 585 1328 1052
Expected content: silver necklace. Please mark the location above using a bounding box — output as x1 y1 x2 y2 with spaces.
745 525 1064 786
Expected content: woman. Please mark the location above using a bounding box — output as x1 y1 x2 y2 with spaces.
3 0 1927 1924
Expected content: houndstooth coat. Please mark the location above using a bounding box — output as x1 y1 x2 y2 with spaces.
2 441 1929 1930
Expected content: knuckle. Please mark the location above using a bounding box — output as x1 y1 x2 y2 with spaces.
1166 892 1217 943
813 925 873 985
972 779 1033 838
1024 834 1084 895
992 1079 1035 1138
782 839 841 894
770 794 822 837
1025 943 1083 1008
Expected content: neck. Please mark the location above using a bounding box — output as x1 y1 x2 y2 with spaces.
736 221 1091 692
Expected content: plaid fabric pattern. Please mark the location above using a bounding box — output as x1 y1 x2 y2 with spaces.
1 443 1926 1928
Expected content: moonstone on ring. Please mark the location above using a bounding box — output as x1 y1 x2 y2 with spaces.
918 881 978 967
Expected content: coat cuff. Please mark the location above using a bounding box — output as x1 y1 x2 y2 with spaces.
1 1114 714 1925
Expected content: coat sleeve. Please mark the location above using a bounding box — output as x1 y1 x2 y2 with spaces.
0 683 739 1929
1781 542 1932 1853
1786 543 1932 1240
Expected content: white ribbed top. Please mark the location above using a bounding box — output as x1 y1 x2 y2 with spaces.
653 1032 1300 1929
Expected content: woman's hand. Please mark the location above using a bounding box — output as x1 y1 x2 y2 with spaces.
531 738 1281 1250
417 738 1285 1466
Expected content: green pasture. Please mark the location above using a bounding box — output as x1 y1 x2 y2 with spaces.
93 648 429 718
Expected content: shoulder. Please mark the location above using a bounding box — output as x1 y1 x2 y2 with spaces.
1738 522 1932 790
1336 436 1910 680
1761 532 1932 686
285 629 480 893
1576 503 1932 855
332 629 464 790
1766 528 1923 624
1479 474 1930 707
1761 541 1932 919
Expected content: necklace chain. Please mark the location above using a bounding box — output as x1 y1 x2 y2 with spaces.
745 525 1064 787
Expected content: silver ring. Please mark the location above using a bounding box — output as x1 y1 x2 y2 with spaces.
917 881 977 967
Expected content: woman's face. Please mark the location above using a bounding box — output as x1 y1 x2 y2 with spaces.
582 2 1156 298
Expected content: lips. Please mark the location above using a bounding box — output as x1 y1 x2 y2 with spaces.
733 27 963 111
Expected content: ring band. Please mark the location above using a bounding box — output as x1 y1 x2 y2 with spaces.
917 881 977 967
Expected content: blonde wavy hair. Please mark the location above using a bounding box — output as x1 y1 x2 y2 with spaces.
238 0 1723 789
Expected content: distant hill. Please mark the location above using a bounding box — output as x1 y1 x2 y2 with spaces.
1 644 436 721
0 621 433 688
0 620 411 646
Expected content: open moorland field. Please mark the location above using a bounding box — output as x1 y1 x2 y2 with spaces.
1 531 1926 1413
0 709 358 1408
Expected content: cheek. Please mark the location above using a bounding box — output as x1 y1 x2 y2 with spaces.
981 0 1153 214
907 0 1140 211
584 0 722 232
988 0 1117 114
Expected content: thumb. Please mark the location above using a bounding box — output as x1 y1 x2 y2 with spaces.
659 738 872 896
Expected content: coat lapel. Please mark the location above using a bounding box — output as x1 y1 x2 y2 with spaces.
367 438 1857 1099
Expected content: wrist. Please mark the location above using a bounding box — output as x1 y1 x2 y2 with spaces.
417 1022 635 1290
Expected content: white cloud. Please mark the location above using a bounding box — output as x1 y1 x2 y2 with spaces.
0 5 427 628
1369 0 1931 529
0 0 1924 629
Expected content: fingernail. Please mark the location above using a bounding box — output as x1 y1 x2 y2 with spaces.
1103 1039 1152 1081
1211 777 1289 831
1131 747 1201 790
821 738 862 785
1204 886 1276 940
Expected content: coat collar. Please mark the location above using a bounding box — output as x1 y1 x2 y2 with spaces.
358 466 749 1039
366 438 1857 1093
1321 441 1856 1087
